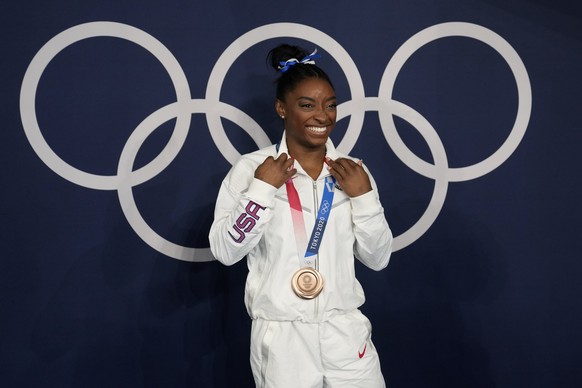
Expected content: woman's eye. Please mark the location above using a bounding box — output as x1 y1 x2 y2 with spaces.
327 103 337 110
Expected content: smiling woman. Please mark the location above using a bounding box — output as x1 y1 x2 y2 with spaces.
209 43 393 387
275 77 337 179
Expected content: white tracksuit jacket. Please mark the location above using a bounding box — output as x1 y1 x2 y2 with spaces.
209 133 393 323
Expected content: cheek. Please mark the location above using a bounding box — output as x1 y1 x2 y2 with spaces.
285 116 303 132
288 112 308 124
328 112 337 124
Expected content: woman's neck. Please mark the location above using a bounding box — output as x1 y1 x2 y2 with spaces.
288 144 326 180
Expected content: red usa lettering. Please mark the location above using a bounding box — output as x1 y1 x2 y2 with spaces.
228 201 266 243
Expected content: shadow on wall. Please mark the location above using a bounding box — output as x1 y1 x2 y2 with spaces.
29 203 252 387
364 207 507 388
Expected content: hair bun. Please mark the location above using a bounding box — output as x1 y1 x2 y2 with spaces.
267 44 309 72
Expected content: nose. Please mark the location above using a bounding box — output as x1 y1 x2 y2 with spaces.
314 107 329 122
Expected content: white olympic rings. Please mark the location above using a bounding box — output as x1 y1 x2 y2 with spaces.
20 22 193 190
19 21 532 261
378 22 532 182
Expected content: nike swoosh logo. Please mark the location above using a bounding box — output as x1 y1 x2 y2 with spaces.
358 343 367 359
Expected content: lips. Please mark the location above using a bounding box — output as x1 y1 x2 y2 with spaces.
306 126 328 134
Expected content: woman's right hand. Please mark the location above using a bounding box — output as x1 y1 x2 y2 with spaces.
254 153 297 188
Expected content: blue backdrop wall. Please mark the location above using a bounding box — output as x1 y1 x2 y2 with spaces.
1 1 581 387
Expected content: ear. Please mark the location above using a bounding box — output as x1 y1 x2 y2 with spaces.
275 99 286 118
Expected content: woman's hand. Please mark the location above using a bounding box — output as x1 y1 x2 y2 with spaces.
255 153 297 188
326 157 372 197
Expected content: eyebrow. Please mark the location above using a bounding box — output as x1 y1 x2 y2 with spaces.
296 96 337 102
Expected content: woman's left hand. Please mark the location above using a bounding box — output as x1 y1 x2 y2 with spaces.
326 157 373 197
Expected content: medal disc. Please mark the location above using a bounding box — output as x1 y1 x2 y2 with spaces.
291 268 324 299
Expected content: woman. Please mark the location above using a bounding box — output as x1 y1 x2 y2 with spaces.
209 43 393 388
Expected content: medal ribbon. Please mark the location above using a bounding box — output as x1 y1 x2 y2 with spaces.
285 174 337 268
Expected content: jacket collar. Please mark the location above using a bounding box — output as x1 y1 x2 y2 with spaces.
275 131 339 180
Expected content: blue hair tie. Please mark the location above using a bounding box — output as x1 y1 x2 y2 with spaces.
278 49 321 73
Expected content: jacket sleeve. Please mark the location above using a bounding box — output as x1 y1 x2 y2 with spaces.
208 159 278 266
350 167 393 271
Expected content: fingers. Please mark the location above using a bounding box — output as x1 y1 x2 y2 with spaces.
326 157 361 180
255 153 297 188
265 153 293 169
326 157 372 197
277 153 295 171
274 153 297 178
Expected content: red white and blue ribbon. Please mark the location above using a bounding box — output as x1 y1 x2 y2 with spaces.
285 174 336 268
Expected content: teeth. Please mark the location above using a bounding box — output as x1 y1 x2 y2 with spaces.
307 126 326 133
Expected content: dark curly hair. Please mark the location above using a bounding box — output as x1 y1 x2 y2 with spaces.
267 44 334 101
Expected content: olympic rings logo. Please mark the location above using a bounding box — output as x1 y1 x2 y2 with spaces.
19 21 532 262
320 201 331 215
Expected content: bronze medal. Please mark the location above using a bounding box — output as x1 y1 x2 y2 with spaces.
291 268 324 299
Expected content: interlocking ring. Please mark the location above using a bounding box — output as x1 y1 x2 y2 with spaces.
20 21 531 261
320 200 331 214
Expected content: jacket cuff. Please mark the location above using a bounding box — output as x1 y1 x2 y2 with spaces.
350 190 383 217
244 178 278 208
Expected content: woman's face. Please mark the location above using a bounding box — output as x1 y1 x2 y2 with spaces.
276 77 337 152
